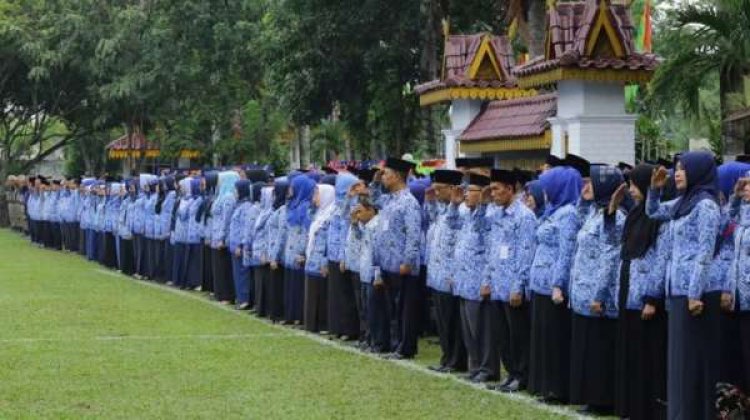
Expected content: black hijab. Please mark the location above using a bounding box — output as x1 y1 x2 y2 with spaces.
272 178 289 210
196 171 219 223
621 164 662 260
251 182 265 204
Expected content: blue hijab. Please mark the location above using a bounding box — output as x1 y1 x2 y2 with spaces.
235 179 252 202
321 174 337 186
273 177 290 210
717 161 750 200
287 175 316 228
408 177 431 206
591 165 624 208
335 173 359 202
525 180 546 217
671 151 719 219
539 166 583 217
217 171 240 199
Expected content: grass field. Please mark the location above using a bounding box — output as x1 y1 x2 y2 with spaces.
0 229 576 419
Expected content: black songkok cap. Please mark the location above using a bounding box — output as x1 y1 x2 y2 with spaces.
490 169 516 186
431 169 463 186
467 173 490 187
385 157 416 174
564 154 591 178
455 157 494 169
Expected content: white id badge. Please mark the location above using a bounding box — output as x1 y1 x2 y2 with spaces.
499 246 510 260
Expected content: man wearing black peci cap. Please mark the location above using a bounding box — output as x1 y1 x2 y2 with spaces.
452 172 497 383
486 169 536 392
544 154 565 172
425 169 468 373
376 157 424 360
564 154 591 179
456 157 494 177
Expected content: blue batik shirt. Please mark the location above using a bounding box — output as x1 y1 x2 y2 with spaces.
452 204 491 301
155 191 176 240
208 195 236 249
707 207 736 293
240 203 261 267
358 215 382 285
646 189 721 299
426 202 461 294
268 206 288 264
306 215 332 277
373 188 422 276
325 199 352 264
185 197 205 244
228 201 252 254
569 207 624 318
529 204 581 296
483 200 537 302
622 223 671 310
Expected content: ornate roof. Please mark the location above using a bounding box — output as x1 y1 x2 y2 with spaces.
416 33 535 105
513 0 658 87
106 132 158 151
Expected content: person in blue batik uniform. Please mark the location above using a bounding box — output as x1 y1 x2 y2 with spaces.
424 169 467 374
209 171 240 304
451 173 494 383
527 165 582 404
118 179 137 276
197 171 219 292
240 182 264 308
327 173 361 340
183 178 205 290
524 180 546 218
614 164 670 420
568 165 625 415
154 176 177 283
303 184 335 332
132 175 149 277
375 158 422 359
250 186 274 317
143 177 160 279
229 180 254 310
729 170 750 394
102 182 122 269
485 169 537 393
267 177 290 322
282 174 316 324
646 151 722 420
354 194 384 352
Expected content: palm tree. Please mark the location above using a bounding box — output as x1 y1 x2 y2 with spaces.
649 0 750 151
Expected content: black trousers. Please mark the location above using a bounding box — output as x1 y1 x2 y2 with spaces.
384 272 420 357
327 262 358 338
667 293 721 420
500 301 530 385
304 275 328 332
432 290 467 371
133 234 146 276
460 299 500 379
78 227 86 256
254 265 270 317
367 282 390 352
350 272 366 339
268 265 285 321
211 248 234 302
103 232 118 269
96 231 107 265
50 222 61 250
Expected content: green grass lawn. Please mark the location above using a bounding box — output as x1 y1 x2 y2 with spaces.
0 229 574 419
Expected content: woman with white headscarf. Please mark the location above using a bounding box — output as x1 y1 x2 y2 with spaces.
303 184 336 332
209 171 240 304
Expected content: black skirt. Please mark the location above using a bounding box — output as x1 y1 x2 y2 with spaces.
184 244 203 289
283 268 305 323
615 257 668 419
569 314 617 408
255 265 270 318
103 232 118 269
119 238 135 275
304 274 328 332
211 248 234 302
268 265 285 322
667 293 721 420
201 244 213 292
528 292 571 402
327 263 358 338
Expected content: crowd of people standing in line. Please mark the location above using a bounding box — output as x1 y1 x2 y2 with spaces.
7 150 750 419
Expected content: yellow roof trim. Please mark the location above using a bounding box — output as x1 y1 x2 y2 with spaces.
585 0 625 58
460 131 552 153
465 35 506 81
516 67 653 89
419 86 537 106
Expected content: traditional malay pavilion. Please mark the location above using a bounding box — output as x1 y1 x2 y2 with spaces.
415 0 659 170
106 131 201 174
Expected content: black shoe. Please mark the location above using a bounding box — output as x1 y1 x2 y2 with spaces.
461 372 478 382
384 352 411 360
428 365 449 373
497 376 514 388
470 373 497 384
499 378 521 393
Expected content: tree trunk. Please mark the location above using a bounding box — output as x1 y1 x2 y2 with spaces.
301 124 311 168
720 68 746 154
0 165 9 227
526 0 546 57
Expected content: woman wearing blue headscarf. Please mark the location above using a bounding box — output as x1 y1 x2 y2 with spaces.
239 181 265 310
199 171 219 293
171 177 192 287
251 186 275 317
527 166 582 404
568 165 626 415
184 178 205 290
102 182 123 269
143 176 160 279
209 171 241 304
647 151 722 420
229 180 254 310
117 179 137 276
280 175 317 324
155 176 177 283
524 181 546 218
328 173 361 339
267 177 290 322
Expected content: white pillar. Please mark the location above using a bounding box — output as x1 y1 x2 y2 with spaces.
442 129 462 169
